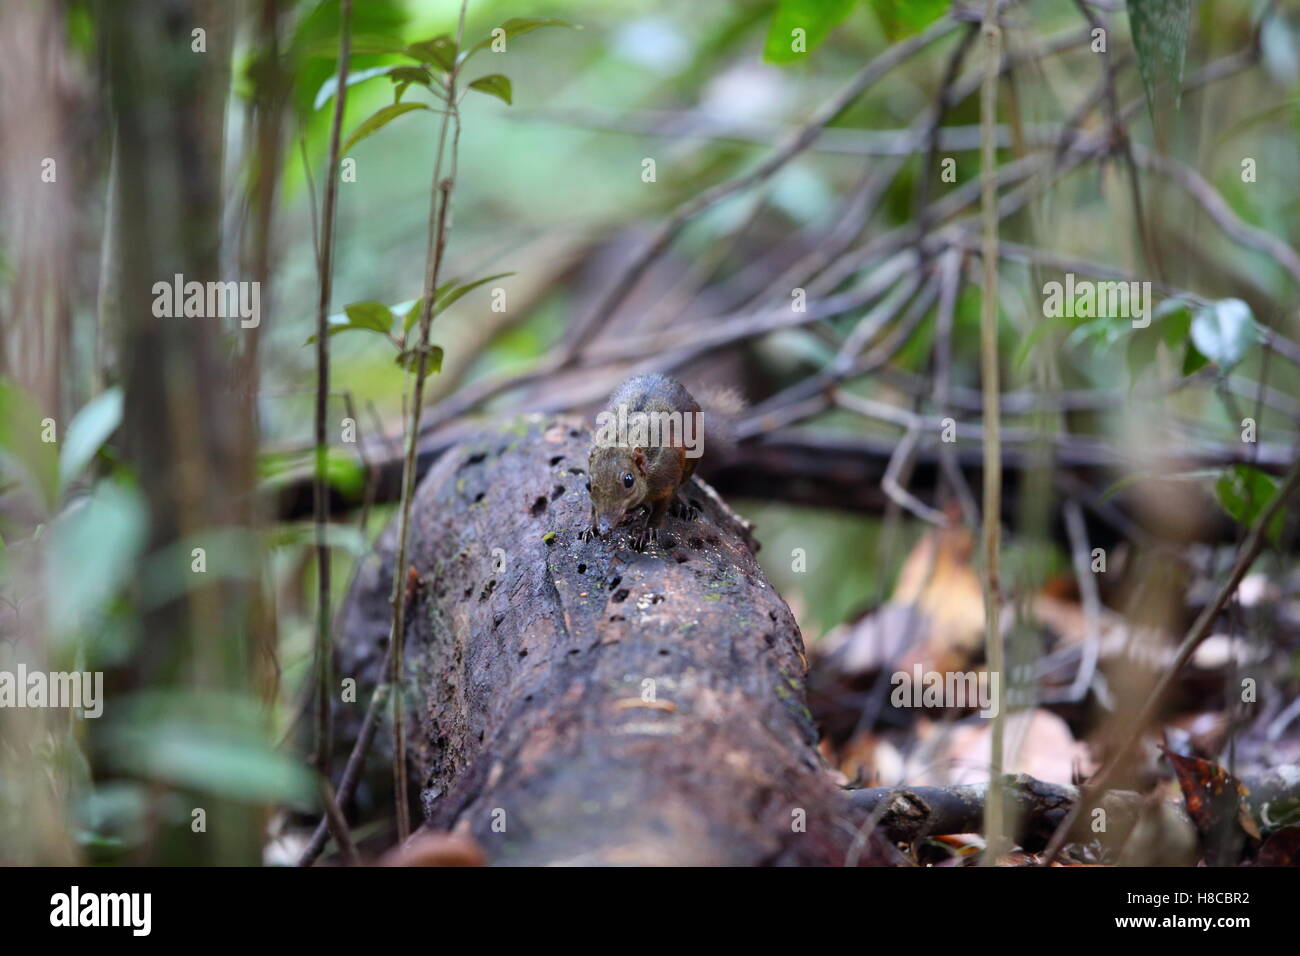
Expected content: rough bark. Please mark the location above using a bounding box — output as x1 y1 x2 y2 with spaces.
333 414 900 865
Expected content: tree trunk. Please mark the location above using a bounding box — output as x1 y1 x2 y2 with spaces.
334 414 900 865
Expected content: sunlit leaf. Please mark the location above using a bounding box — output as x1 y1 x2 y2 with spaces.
344 301 395 332
467 73 512 105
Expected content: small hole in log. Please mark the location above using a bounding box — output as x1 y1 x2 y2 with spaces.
474 491 485 503
609 615 625 622
612 589 629 603
552 484 565 500
530 496 548 517
688 537 704 550
658 648 670 656
673 552 689 564
568 467 585 476
518 649 528 659
577 563 586 574
608 576 622 590
463 452 486 467
549 455 564 466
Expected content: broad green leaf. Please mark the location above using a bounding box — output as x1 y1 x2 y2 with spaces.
303 302 395 344
312 64 391 111
59 387 123 491
467 74 512 105
1190 298 1258 370
1128 0 1191 112
344 301 395 333
405 34 457 71
463 18 577 61
1215 464 1284 545
341 101 433 153
764 0 856 64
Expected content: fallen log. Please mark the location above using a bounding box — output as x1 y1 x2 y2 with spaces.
331 414 901 865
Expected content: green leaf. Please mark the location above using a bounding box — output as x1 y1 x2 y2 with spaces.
1215 464 1284 545
467 74 512 105
304 301 396 344
1128 0 1192 112
463 18 577 61
1182 341 1209 375
401 297 426 334
395 344 444 379
764 0 856 64
1190 298 1258 370
59 387 123 491
405 34 457 71
435 272 514 314
344 301 395 333
341 101 433 153
870 0 949 41
387 65 436 103
312 64 392 111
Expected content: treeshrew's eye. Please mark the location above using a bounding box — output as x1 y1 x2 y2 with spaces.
622 472 635 489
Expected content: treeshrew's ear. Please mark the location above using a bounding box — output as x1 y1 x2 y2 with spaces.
633 449 648 475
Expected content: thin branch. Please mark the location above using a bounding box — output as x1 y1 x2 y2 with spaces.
978 0 1006 865
307 0 353 862
383 0 470 845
